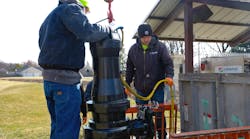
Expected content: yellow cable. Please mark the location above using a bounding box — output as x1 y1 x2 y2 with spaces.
169 86 175 133
120 76 176 133
120 76 171 101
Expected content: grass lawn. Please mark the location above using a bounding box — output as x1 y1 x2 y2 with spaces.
0 79 89 139
0 79 50 139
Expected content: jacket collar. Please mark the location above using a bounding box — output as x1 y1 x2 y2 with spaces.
58 0 84 8
136 35 158 50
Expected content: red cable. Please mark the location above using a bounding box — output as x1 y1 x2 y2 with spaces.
107 0 114 23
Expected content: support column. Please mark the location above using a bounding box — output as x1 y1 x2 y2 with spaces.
184 0 194 73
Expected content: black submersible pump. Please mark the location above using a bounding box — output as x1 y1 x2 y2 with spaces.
84 37 130 139
81 0 155 138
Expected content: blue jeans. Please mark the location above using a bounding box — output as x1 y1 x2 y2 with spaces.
44 81 82 139
136 88 167 139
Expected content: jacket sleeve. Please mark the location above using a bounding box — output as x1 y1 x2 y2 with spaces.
60 4 110 42
125 48 135 86
160 43 174 78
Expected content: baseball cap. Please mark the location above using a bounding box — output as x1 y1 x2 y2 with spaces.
137 24 153 38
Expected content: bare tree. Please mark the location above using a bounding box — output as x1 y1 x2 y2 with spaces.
206 42 230 53
230 41 250 53
162 40 184 55
216 43 230 53
119 46 127 74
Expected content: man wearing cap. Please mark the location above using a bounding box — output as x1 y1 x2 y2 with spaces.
38 0 112 138
125 23 174 139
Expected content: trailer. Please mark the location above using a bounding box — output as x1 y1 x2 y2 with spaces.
200 54 250 73
174 73 250 139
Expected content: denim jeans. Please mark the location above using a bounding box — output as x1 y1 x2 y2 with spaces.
44 81 82 139
136 88 167 139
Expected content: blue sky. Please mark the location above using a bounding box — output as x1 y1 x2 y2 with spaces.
0 0 158 64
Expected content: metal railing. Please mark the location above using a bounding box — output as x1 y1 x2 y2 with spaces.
126 103 178 139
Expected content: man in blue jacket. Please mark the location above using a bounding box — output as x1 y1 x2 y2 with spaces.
126 23 174 139
38 0 111 138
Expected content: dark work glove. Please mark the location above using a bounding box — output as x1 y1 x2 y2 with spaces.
107 26 113 39
100 25 113 40
108 24 124 40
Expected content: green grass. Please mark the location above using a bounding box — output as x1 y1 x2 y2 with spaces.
0 80 50 139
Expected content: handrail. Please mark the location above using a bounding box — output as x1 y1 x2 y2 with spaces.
126 103 178 135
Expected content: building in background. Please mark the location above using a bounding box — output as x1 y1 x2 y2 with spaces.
19 67 42 77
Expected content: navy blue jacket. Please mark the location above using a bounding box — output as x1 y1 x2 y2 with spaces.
38 2 110 71
126 36 174 94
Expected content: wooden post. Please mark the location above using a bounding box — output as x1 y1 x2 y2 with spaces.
184 0 194 73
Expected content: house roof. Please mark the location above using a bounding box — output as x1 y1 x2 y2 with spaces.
21 67 41 73
137 0 250 47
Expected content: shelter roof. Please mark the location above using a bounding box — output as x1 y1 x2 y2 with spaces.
138 0 250 46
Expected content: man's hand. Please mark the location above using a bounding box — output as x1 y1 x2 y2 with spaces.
109 23 124 39
82 116 87 125
165 77 173 86
124 88 135 99
124 88 130 95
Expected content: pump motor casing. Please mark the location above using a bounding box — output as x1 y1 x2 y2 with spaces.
84 38 130 139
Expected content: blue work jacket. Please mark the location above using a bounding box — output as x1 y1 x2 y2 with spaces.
38 2 110 71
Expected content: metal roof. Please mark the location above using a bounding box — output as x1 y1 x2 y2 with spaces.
140 0 250 47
